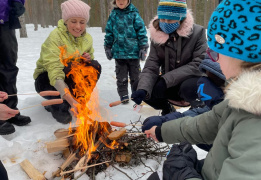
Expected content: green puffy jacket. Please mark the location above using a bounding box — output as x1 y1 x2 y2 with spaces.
104 4 148 59
33 19 94 86
161 71 261 179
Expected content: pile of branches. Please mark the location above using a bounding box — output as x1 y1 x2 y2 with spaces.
62 118 170 180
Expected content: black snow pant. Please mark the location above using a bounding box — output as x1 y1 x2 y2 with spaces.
0 161 8 180
115 59 140 97
133 76 200 111
34 60 102 100
148 142 203 180
0 23 19 109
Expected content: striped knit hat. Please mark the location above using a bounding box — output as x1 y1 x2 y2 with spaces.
157 0 187 21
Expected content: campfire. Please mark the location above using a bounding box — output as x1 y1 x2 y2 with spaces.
43 48 171 179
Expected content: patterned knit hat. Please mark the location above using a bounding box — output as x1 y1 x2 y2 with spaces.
157 0 187 21
61 0 91 22
207 0 261 63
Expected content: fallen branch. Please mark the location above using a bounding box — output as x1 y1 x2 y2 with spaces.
60 161 111 176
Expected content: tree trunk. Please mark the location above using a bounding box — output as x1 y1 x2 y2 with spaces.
100 0 106 32
19 14 28 38
53 0 60 26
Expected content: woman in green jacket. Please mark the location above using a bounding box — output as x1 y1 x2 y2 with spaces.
33 0 101 124
145 0 261 179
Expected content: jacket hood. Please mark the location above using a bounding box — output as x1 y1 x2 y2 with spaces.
149 9 194 45
225 71 261 115
113 3 138 14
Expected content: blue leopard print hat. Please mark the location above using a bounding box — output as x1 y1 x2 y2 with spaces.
207 0 261 63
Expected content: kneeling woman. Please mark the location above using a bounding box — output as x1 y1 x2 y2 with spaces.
33 0 101 124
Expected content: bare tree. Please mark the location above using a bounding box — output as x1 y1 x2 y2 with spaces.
100 0 106 32
31 0 38 31
19 14 28 38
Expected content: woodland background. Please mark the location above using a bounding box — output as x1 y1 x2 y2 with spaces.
19 0 220 37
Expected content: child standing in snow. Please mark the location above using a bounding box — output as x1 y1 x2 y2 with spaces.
104 0 148 104
145 0 261 179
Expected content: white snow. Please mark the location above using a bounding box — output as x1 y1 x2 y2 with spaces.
0 25 207 180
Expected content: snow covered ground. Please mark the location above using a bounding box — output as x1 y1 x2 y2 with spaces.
0 25 206 180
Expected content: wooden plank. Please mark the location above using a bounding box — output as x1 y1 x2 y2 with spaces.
107 128 126 140
46 138 70 153
20 159 46 180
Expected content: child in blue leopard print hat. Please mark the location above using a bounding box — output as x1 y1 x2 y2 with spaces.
145 0 261 179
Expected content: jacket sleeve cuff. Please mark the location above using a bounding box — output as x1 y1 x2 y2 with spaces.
155 126 164 142
54 79 69 98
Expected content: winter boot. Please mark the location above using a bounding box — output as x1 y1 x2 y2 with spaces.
161 103 176 116
8 114 31 126
120 95 129 104
47 101 72 124
190 99 205 109
0 121 15 135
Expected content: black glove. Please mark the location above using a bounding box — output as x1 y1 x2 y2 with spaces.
10 2 25 18
139 47 148 61
131 89 147 105
163 142 203 180
104 46 112 60
142 116 165 132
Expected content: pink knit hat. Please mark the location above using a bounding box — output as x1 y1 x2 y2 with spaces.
61 0 91 22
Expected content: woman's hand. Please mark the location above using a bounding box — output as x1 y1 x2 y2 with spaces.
0 104 19 120
0 91 8 102
62 93 79 117
82 52 91 62
145 126 159 142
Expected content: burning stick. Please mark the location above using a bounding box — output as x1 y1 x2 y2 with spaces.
60 161 111 176
110 121 142 127
52 153 78 178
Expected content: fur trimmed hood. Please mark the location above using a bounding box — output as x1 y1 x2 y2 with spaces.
226 71 261 115
148 9 194 45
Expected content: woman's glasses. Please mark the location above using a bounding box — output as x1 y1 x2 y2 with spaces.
206 48 219 62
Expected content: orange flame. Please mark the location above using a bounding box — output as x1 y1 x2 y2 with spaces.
59 46 118 156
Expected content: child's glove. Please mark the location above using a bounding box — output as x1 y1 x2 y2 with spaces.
10 2 25 18
142 111 184 132
139 46 148 61
104 46 112 60
131 89 147 105
142 116 165 132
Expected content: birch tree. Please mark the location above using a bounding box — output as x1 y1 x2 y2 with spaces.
19 14 28 38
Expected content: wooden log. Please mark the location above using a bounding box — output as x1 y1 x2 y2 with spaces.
54 127 77 138
107 128 126 140
46 137 70 153
20 159 46 180
115 152 132 163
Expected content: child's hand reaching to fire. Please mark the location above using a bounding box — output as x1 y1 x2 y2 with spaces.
145 126 159 142
82 52 91 63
